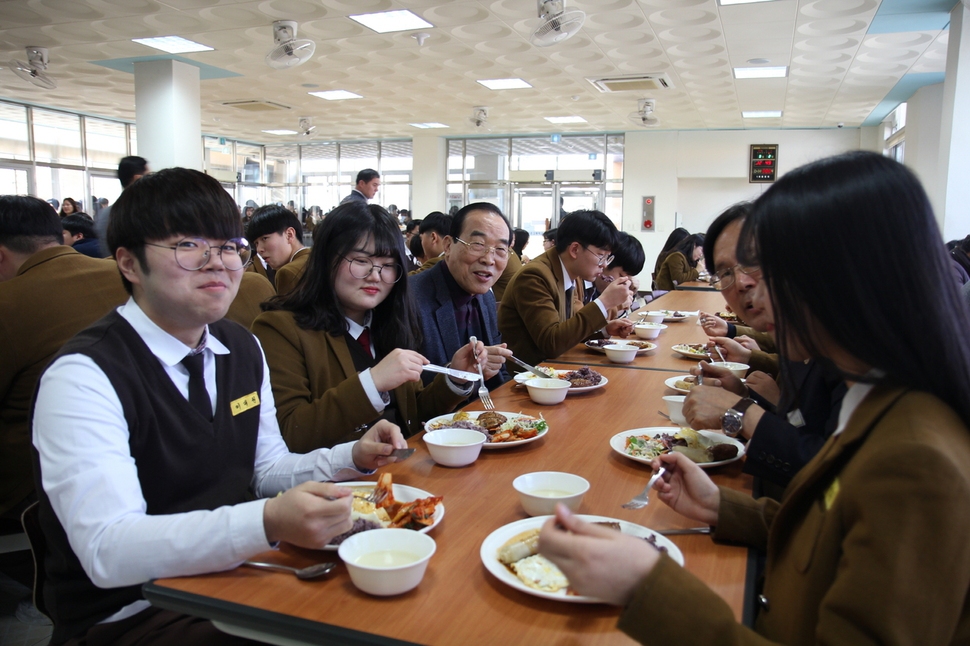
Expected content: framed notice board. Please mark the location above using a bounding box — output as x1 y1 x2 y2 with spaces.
750 144 778 183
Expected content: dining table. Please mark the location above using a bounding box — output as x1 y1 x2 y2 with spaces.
143 352 756 645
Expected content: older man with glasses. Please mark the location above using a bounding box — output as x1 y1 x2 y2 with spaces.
498 209 634 370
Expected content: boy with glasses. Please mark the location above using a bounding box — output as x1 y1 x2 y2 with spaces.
498 209 634 369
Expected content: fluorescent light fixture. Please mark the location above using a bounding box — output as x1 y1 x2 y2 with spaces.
410 122 449 129
308 90 362 101
262 129 298 135
544 116 587 124
132 36 213 54
349 10 433 34
719 0 778 5
742 110 783 118
734 66 788 79
477 78 532 90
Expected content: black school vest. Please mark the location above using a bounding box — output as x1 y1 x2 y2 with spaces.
30 311 263 644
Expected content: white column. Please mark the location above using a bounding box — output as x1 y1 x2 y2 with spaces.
411 135 447 217
133 59 202 171
939 2 970 240
905 83 944 216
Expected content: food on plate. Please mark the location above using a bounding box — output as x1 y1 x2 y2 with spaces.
562 366 603 388
673 375 698 391
585 338 617 349
426 412 548 444
716 311 740 324
624 341 654 350
660 310 687 318
328 474 442 545
498 529 568 592
624 428 739 464
673 343 710 357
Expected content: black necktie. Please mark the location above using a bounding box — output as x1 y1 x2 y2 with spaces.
564 287 574 319
181 353 212 421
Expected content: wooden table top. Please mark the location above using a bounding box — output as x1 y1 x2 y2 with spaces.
146 365 753 646
675 280 717 291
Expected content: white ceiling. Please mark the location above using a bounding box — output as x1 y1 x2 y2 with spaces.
0 0 950 143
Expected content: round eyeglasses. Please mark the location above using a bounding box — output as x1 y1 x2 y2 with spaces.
711 264 762 291
343 257 402 284
145 237 252 271
583 246 614 267
454 237 510 260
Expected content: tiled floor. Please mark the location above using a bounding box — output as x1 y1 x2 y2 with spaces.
0 574 51 646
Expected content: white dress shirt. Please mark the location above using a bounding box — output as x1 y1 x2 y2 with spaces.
559 258 607 319
33 298 369 622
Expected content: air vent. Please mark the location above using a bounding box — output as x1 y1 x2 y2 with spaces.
587 74 673 93
221 100 292 112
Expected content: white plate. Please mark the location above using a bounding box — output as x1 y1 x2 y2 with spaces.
513 369 608 394
324 482 444 550
663 375 696 394
585 339 656 354
424 411 548 449
671 344 711 359
609 428 745 469
657 309 696 322
480 515 684 603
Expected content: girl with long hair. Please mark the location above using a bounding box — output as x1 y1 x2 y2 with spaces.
252 202 483 452
654 232 704 290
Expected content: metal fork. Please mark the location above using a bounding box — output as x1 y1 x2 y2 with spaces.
621 466 667 510
469 336 494 410
363 487 389 505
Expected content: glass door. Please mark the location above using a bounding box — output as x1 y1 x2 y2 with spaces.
511 182 604 260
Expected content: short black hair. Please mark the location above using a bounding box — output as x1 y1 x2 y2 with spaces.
543 228 557 243
512 228 530 255
420 211 452 237
355 168 379 185
117 156 149 188
0 195 63 254
61 213 97 239
409 233 425 261
449 202 511 242
702 202 751 274
405 219 421 234
107 168 242 294
608 232 645 275
555 210 617 253
246 204 303 242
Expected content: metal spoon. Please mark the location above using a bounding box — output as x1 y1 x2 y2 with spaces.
243 560 338 580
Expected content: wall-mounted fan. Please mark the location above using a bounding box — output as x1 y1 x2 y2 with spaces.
298 117 316 137
628 99 660 127
8 47 57 89
266 21 315 70
531 0 585 47
468 106 492 131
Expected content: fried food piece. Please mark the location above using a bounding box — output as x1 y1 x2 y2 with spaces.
477 411 508 430
498 529 540 564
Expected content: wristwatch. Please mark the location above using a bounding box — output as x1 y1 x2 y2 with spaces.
721 398 756 438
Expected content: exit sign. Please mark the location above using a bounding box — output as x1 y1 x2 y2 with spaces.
750 144 778 183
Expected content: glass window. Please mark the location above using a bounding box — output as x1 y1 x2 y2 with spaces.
0 167 29 195
204 136 234 178
33 109 82 165
302 143 339 210
35 166 86 210
129 124 137 155
448 140 464 182
339 142 379 187
0 103 30 161
264 144 299 184
236 142 262 184
85 118 127 169
381 140 412 172
465 139 508 182
91 174 123 210
607 136 624 181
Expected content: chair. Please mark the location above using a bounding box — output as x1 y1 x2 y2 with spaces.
20 501 51 622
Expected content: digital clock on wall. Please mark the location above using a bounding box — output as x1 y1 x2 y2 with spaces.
750 145 778 183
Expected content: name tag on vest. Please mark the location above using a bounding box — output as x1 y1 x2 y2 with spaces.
230 392 260 416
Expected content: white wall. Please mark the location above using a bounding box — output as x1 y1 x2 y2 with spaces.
411 135 447 218
622 128 861 287
905 82 945 218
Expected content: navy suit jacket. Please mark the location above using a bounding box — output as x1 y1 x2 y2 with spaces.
410 261 508 391
339 189 367 205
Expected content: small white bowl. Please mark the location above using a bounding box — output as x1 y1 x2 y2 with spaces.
338 528 436 596
709 361 750 379
633 322 667 340
662 395 687 426
512 472 590 517
638 311 666 324
525 378 571 405
603 343 637 364
423 428 486 467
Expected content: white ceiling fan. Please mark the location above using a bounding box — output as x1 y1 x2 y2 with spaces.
628 99 660 127
469 106 492 131
298 117 316 137
8 46 57 89
265 21 315 70
530 0 585 47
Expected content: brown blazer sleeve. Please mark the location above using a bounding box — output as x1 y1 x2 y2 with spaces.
492 249 522 303
654 251 699 290
224 272 275 329
273 251 308 297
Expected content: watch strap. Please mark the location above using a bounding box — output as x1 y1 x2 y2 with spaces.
732 397 756 415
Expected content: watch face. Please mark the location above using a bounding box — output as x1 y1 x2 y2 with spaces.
722 410 742 437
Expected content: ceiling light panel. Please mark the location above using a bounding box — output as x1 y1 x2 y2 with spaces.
734 66 788 79
308 90 362 101
719 0 778 5
262 129 298 135
477 78 532 90
349 10 433 34
410 123 449 129
132 36 213 54
545 116 587 124
742 111 783 118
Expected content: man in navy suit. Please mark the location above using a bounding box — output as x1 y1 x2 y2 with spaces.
340 169 380 205
410 203 512 394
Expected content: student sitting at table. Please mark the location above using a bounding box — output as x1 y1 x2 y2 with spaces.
251 202 484 452
651 226 688 288
497 210 634 370
31 168 409 646
583 231 643 314
653 233 704 291
538 151 970 645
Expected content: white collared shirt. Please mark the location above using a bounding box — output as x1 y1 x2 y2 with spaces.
559 258 607 319
33 298 368 623
832 382 876 437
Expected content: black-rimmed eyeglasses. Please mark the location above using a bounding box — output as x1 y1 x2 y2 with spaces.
711 264 762 291
145 237 252 271
343 257 402 283
583 246 614 267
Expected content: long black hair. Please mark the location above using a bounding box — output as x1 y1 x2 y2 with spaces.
741 151 970 425
670 233 705 268
263 201 421 356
